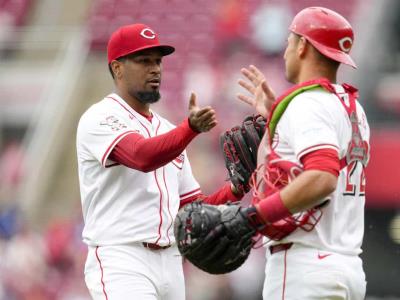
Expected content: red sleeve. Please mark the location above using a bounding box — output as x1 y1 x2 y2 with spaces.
109 118 198 172
300 148 340 177
179 183 243 209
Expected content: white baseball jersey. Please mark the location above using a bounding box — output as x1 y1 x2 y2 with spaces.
267 84 370 255
76 93 200 247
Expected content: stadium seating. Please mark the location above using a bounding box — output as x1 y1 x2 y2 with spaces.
86 0 357 106
0 0 33 26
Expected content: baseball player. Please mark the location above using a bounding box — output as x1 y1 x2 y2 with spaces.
237 7 370 299
76 23 242 300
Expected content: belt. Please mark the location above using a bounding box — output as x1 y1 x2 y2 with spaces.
269 242 293 255
142 242 171 250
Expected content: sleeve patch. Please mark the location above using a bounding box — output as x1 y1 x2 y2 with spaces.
100 115 127 131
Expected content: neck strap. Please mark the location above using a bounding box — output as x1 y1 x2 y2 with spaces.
267 79 369 169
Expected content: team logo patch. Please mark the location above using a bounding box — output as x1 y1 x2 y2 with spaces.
338 37 352 53
100 116 127 131
140 28 156 39
172 153 185 169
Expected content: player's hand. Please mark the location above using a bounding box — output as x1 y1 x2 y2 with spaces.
237 65 276 118
188 92 218 132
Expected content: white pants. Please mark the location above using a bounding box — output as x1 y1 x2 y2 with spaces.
263 244 367 300
84 243 185 300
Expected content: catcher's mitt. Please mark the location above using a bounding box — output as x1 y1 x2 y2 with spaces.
174 201 256 274
220 115 267 193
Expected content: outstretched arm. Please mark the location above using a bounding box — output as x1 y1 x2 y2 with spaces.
109 92 218 172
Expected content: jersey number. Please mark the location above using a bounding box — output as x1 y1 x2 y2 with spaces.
344 161 366 196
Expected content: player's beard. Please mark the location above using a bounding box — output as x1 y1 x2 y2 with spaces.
133 90 161 104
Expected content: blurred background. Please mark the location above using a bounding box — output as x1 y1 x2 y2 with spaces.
0 0 399 299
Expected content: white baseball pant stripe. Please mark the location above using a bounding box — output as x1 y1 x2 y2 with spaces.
263 243 367 300
84 243 185 300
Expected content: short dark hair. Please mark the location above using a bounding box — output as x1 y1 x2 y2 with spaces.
313 48 340 70
295 33 340 71
108 57 128 79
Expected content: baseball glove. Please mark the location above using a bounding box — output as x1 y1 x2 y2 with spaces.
220 115 267 194
174 201 256 274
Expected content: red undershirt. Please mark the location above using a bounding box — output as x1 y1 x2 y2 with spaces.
108 118 242 206
300 148 340 177
109 118 198 172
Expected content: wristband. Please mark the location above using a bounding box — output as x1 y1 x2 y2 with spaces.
254 191 292 223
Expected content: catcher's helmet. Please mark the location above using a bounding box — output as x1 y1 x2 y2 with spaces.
289 7 356 68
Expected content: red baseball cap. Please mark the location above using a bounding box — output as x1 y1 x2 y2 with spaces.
107 23 175 64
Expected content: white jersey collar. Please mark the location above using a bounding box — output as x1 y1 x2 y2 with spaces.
106 93 155 124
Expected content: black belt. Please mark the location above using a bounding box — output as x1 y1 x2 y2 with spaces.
269 242 293 255
142 242 171 250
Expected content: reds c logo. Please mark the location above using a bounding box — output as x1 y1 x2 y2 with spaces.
140 28 156 39
100 116 127 131
339 37 353 53
172 153 185 169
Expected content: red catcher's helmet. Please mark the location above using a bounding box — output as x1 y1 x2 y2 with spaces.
289 7 356 68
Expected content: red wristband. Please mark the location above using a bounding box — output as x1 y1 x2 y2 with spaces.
254 191 292 223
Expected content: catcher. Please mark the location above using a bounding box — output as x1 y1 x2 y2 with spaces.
174 101 323 276
176 6 370 300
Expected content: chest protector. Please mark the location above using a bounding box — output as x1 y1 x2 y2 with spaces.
250 78 369 241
